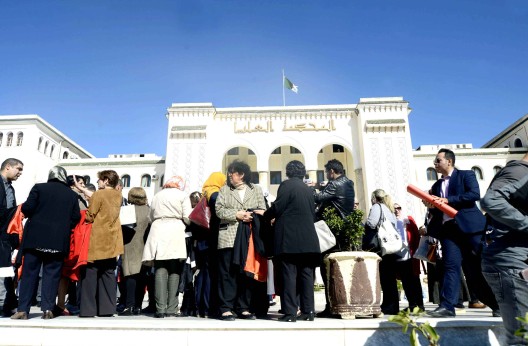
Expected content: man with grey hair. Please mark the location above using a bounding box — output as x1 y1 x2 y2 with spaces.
0 158 24 317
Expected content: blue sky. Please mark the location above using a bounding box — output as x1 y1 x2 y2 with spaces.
1 1 527 157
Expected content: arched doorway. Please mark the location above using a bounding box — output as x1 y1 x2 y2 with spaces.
221 146 259 183
267 145 305 197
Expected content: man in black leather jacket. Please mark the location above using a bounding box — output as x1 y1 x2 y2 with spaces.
311 159 355 317
314 159 355 222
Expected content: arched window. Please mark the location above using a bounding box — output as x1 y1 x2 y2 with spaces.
493 166 502 175
6 132 13 146
0 132 3 146
16 132 23 146
44 141 49 155
426 167 438 181
472 166 484 180
121 175 131 188
515 138 523 148
50 145 55 158
160 174 165 187
83 176 91 185
38 137 43 151
62 151 69 159
141 174 151 188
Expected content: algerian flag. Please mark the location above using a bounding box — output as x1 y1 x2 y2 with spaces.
284 77 298 93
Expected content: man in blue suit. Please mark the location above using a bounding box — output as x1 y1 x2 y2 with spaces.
424 149 499 317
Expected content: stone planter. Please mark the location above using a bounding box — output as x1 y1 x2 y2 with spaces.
324 251 382 319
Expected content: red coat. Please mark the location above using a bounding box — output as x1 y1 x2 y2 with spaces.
406 215 421 276
62 210 92 281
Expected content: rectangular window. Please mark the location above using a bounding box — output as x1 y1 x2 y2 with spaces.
251 172 259 184
317 170 325 183
332 144 344 153
270 171 282 185
227 147 239 155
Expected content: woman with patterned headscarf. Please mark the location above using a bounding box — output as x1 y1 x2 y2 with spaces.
193 172 226 318
142 176 192 318
11 166 80 320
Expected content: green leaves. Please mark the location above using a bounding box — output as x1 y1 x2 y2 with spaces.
388 309 441 346
322 207 365 251
515 312 528 340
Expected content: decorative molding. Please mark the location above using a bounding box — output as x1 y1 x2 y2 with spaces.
365 119 406 133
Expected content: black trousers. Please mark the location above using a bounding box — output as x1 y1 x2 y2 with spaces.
279 254 316 315
379 254 424 314
80 258 117 317
217 248 251 314
124 270 146 309
18 249 63 313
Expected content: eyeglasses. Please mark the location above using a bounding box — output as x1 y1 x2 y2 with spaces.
433 158 442 164
394 206 402 210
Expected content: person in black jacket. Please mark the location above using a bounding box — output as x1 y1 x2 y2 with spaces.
309 159 355 317
259 160 320 322
11 166 81 320
0 158 23 317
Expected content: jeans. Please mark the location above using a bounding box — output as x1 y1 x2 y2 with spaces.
482 260 528 345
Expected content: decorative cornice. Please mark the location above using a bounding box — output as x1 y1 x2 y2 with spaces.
365 119 406 133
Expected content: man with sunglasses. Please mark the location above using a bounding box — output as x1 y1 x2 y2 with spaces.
424 148 498 318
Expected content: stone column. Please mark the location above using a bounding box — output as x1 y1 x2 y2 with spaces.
259 171 269 190
307 170 318 183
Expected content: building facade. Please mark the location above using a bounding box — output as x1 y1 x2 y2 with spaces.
1 101 526 224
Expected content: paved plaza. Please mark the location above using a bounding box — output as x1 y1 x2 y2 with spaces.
0 290 506 346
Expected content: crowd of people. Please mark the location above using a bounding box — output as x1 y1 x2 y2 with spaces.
0 151 526 343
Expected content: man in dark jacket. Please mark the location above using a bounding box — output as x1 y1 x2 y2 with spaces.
311 159 355 317
11 166 80 320
0 158 23 317
480 155 528 345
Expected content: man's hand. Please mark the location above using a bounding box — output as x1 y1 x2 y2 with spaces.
432 196 449 205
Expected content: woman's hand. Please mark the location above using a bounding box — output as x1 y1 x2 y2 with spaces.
236 210 253 223
252 209 265 216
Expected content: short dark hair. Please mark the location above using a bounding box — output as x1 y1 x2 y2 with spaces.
1 158 23 171
324 159 344 175
67 175 85 187
227 160 252 188
85 184 96 192
438 148 456 166
285 160 306 179
189 191 202 204
97 170 119 188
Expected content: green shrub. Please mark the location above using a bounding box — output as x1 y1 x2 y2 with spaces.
322 207 365 251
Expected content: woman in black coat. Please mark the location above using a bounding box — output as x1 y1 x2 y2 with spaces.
11 166 81 320
259 160 320 322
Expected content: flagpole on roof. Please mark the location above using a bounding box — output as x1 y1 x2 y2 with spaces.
282 69 286 107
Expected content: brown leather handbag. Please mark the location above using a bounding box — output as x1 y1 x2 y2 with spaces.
189 197 211 230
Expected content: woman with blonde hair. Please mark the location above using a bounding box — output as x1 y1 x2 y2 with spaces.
195 172 227 318
142 176 191 318
363 188 399 315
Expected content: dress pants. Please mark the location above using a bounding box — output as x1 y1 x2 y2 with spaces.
217 248 251 314
438 221 498 312
154 260 182 314
279 254 316 315
194 247 211 316
80 258 117 317
17 249 63 313
379 254 424 314
124 271 146 309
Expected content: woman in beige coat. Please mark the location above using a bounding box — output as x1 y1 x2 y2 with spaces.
142 176 191 318
79 170 124 317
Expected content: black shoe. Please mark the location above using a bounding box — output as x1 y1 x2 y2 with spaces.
220 313 235 321
119 308 134 316
133 307 141 315
278 314 296 322
165 312 182 317
316 309 332 318
297 311 315 321
142 306 156 314
427 307 455 318
492 309 501 317
238 312 256 320
42 310 54 320
154 312 165 318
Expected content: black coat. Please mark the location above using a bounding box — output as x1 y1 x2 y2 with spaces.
21 181 81 254
0 177 19 267
264 177 320 256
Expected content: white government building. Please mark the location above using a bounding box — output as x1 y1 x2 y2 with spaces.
1 96 526 224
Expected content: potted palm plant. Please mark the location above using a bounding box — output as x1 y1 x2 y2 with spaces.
322 207 382 319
